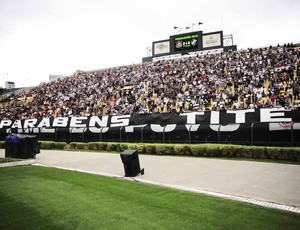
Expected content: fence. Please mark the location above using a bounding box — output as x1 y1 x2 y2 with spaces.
1 122 299 147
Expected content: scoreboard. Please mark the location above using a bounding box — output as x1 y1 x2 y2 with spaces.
170 31 202 54
173 33 199 51
151 30 224 57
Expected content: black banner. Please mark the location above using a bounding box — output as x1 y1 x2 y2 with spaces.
1 108 300 130
0 108 300 145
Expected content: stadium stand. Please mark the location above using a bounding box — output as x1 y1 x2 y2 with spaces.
0 44 299 120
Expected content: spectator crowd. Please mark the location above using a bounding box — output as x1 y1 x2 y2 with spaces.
1 44 300 120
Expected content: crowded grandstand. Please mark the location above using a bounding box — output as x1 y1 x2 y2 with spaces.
0 43 299 120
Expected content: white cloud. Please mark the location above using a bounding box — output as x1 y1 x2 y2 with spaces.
0 0 299 88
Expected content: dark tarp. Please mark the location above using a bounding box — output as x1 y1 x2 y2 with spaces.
5 134 40 159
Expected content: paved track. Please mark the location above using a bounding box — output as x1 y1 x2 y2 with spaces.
1 149 300 212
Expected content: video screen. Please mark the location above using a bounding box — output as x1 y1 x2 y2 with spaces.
202 32 222 48
173 33 199 52
153 41 170 55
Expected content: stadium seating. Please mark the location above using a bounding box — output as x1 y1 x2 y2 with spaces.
0 44 299 120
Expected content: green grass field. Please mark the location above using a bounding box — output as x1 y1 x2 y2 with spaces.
0 166 299 230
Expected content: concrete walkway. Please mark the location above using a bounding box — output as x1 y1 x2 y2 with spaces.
1 149 300 213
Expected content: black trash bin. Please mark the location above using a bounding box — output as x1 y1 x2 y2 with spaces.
120 150 144 177
5 134 21 158
5 134 40 159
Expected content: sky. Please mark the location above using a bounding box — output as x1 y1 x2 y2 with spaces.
0 0 300 88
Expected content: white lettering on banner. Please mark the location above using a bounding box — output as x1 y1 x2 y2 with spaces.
125 125 147 133
89 116 109 127
185 124 200 131
36 118 55 132
24 119 37 128
0 120 12 128
53 117 69 127
210 111 220 124
40 127 55 133
180 112 205 124
210 110 241 131
210 124 240 132
37 118 51 128
260 108 292 123
150 124 177 132
70 127 87 133
24 128 39 133
11 120 22 129
209 109 261 131
89 127 109 133
1 108 299 134
227 109 255 123
110 115 130 127
70 117 88 128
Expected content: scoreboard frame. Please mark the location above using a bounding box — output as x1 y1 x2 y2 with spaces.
146 30 228 63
